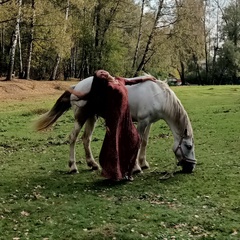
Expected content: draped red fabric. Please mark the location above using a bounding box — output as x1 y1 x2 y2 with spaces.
98 77 140 180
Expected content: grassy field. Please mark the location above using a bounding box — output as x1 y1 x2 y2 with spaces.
0 85 239 240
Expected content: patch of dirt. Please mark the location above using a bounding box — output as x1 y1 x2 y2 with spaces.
0 78 78 101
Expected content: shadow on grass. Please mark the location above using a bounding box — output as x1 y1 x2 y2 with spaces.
1 165 197 201
50 166 196 188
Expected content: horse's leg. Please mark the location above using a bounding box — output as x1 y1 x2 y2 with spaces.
132 120 149 173
132 153 142 174
138 124 151 169
69 120 82 173
68 105 89 173
81 116 99 170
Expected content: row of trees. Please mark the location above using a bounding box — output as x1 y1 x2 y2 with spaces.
0 0 239 84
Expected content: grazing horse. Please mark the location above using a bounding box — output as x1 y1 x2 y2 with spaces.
35 76 196 174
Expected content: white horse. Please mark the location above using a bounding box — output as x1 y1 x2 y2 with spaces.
35 76 196 174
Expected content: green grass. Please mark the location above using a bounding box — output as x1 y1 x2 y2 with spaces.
0 85 240 239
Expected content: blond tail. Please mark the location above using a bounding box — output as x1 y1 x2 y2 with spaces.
35 90 72 131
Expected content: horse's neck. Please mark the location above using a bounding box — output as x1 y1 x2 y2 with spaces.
165 111 192 144
161 90 192 142
164 117 183 142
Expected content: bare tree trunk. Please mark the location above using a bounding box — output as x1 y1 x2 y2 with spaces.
50 54 61 80
132 0 145 71
93 0 120 70
192 53 202 85
135 0 164 76
211 45 218 84
94 0 102 70
203 1 209 84
178 60 185 85
71 46 78 78
79 7 90 77
18 28 23 78
65 0 69 20
51 0 70 80
211 2 220 85
0 23 5 77
6 0 22 80
26 0 35 80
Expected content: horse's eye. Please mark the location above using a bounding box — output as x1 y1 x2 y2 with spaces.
185 144 192 150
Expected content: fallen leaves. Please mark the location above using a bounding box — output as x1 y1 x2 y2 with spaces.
20 210 30 217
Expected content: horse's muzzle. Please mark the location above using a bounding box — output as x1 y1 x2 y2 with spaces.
178 160 196 173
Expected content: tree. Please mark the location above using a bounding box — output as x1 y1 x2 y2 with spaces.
132 0 145 70
216 40 240 84
170 0 205 85
6 0 22 80
1 0 232 83
135 0 165 76
219 0 240 83
25 0 36 80
50 0 70 80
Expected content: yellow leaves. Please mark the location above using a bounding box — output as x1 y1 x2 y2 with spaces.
0 1 18 22
231 229 238 236
20 210 30 216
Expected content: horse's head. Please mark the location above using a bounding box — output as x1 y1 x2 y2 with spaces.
173 129 196 173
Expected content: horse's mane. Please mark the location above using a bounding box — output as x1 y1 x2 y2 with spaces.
156 80 193 137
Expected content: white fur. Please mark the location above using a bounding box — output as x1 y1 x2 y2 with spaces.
68 77 196 173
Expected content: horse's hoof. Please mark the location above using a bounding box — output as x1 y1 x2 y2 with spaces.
139 160 150 170
132 168 143 174
69 169 79 174
123 175 134 181
128 176 134 181
87 162 99 170
91 165 99 171
141 165 149 170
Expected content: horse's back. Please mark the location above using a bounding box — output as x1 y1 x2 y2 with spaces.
127 80 166 123
71 76 93 96
71 76 167 124
70 76 93 107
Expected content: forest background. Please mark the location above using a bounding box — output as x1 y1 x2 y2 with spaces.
0 0 239 85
